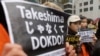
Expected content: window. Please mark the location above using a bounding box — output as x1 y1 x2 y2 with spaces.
74 10 76 14
74 6 76 8
80 9 82 12
90 7 93 11
49 0 54 2
84 2 88 6
80 3 82 6
84 8 88 12
58 0 62 3
64 4 72 8
64 10 72 14
90 0 93 4
99 5 100 9
67 0 72 3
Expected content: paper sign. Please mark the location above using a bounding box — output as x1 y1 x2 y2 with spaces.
1 1 70 56
78 28 94 43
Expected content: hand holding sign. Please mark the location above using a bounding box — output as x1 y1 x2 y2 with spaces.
2 43 27 56
65 42 77 56
2 43 77 56
65 35 81 55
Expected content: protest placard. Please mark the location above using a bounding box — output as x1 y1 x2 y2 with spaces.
78 28 94 43
1 1 70 56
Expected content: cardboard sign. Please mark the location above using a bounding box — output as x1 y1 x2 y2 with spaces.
1 1 70 56
78 28 94 43
65 35 80 47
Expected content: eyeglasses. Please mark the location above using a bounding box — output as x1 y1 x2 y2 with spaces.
70 21 81 25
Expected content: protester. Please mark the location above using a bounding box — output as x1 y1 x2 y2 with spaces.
87 19 95 29
92 20 100 56
92 40 100 56
94 18 100 30
80 16 87 29
79 16 97 56
79 16 92 56
80 16 97 44
87 19 96 33
95 19 100 40
66 15 81 56
67 15 80 35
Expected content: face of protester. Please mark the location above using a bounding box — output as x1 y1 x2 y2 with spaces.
69 21 80 32
81 19 87 28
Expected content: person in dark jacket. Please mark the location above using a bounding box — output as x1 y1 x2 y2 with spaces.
92 40 100 56
95 19 100 40
90 18 100 56
65 15 81 56
67 15 80 48
79 16 97 56
92 19 100 56
67 15 80 35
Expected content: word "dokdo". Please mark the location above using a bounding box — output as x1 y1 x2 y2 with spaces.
31 35 64 50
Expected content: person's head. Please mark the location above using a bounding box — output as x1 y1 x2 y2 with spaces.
87 19 93 24
43 2 64 12
68 15 80 32
80 16 87 28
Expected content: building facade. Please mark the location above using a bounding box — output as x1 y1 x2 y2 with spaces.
64 0 75 14
75 0 100 19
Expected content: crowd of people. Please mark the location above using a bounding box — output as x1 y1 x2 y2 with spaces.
66 15 98 56
0 1 100 56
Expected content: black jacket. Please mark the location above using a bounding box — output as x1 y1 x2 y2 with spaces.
92 40 100 56
95 20 100 39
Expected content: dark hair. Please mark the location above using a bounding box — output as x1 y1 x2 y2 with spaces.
87 19 93 24
80 16 87 20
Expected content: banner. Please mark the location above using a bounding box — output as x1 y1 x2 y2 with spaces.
1 1 70 56
78 28 94 43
